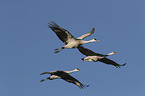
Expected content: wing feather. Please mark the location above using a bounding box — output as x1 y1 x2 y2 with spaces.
77 28 95 39
99 58 119 66
99 58 126 68
48 21 75 44
77 45 103 56
54 71 87 89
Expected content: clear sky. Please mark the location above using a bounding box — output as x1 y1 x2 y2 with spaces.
0 0 145 96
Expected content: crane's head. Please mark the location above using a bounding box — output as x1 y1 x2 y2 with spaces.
107 52 118 56
92 38 100 42
75 68 82 71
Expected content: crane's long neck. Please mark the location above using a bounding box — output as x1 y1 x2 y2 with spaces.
80 39 97 44
107 52 116 56
65 69 78 74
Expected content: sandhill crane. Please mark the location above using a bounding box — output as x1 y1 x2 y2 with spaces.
77 45 126 68
40 68 81 81
48 21 100 53
40 68 89 89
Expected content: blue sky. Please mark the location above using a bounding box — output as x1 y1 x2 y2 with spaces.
0 0 145 96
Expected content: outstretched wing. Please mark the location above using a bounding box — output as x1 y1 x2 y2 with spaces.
48 21 75 44
99 58 122 68
77 28 95 39
40 72 50 75
54 71 89 89
77 45 103 56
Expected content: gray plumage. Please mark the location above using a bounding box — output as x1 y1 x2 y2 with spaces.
77 45 126 68
40 69 89 89
48 21 99 53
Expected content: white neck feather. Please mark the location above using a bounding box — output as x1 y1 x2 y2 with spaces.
65 69 79 74
81 39 97 44
107 52 116 56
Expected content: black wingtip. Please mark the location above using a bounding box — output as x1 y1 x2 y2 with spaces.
40 79 45 82
85 85 90 87
122 63 126 66
48 21 58 28
79 84 90 89
40 73 44 75
115 63 126 68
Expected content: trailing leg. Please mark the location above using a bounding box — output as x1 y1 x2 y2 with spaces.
54 47 64 53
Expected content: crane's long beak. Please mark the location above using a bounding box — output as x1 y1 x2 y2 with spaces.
76 68 82 71
94 38 100 41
